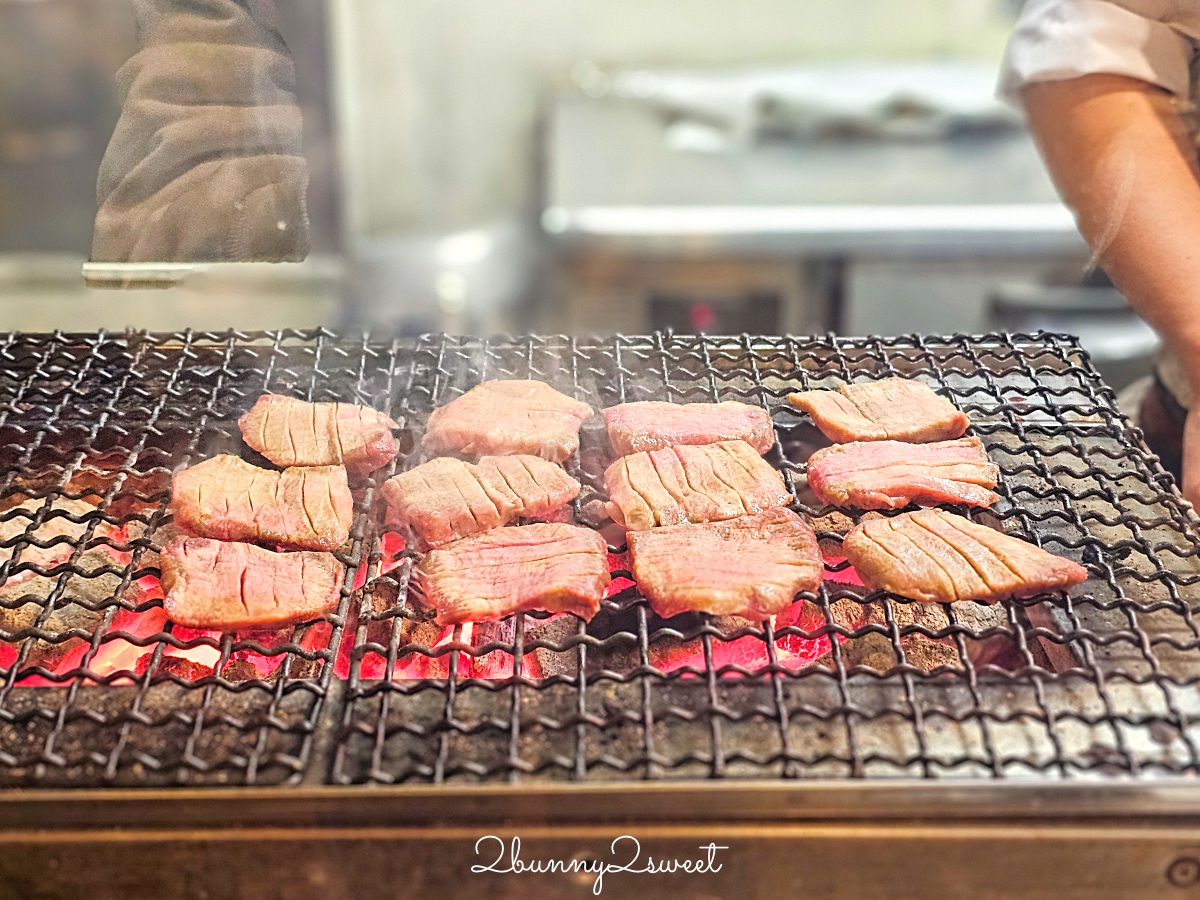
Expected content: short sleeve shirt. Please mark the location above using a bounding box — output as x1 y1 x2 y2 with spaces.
999 0 1200 104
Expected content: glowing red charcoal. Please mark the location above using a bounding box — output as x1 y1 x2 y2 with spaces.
822 553 865 587
379 532 407 574
86 606 169 684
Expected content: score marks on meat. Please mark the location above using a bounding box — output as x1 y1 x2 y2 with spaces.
789 377 969 444
422 380 593 464
161 392 402 633
239 394 400 474
383 455 580 548
602 400 775 457
842 509 1087 604
628 509 822 620
605 440 791 531
172 455 353 550
160 536 343 630
806 437 1000 510
415 523 611 625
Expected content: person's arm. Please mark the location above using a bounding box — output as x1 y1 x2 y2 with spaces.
1022 74 1200 503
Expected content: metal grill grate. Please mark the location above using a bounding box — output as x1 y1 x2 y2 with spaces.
0 331 400 786
0 330 1198 788
333 332 1200 784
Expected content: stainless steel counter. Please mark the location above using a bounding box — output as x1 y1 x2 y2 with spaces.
543 96 1085 258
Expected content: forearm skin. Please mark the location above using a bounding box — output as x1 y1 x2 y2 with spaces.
1023 75 1200 388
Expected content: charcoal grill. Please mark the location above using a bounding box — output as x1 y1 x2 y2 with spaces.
2 329 1200 899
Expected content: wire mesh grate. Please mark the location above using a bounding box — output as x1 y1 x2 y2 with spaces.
0 329 1198 788
0 330 401 785
332 332 1200 784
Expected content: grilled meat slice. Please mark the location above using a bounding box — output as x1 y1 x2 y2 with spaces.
172 455 353 550
382 455 580 548
807 437 1000 510
789 377 969 443
238 394 399 474
605 439 791 531
421 380 593 463
160 536 343 630
628 508 823 620
842 509 1087 604
415 523 609 625
602 400 775 457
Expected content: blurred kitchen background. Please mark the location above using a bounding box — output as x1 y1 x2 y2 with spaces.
0 0 1158 392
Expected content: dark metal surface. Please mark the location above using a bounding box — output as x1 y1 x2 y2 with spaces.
0 329 1197 790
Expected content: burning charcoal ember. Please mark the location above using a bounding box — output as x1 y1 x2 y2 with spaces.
468 618 519 678
789 377 969 444
604 440 791 531
469 617 513 645
238 394 400 474
809 510 857 537
0 546 127 670
844 509 1088 604
160 536 343 630
2 599 105 671
709 614 759 635
414 524 610 626
643 616 777 674
602 400 775 457
364 612 448 678
382 455 579 548
216 623 304 683
524 614 582 678
422 380 593 464
628 509 823 620
0 497 117 573
288 655 325 680
808 510 858 560
171 455 353 551
157 655 215 681
584 600 643 643
951 600 1021 668
220 657 263 682
813 597 960 673
354 576 449 678
806 437 1000 510
134 522 183 575
647 632 704 672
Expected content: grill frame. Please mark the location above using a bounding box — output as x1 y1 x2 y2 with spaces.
0 329 1197 791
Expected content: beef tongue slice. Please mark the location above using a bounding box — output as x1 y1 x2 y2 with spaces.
628 508 823 620
789 377 969 443
160 536 343 630
605 440 791 531
806 437 999 510
843 509 1087 604
421 380 593 464
382 455 580 548
415 523 610 625
172 454 353 550
602 400 775 457
239 394 399 474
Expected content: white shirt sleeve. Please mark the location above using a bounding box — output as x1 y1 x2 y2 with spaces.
998 0 1194 103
